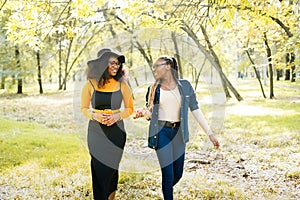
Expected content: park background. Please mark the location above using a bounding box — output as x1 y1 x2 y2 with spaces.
0 0 299 199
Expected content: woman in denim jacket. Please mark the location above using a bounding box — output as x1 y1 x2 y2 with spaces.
134 56 220 200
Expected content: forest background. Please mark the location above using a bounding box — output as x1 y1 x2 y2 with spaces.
0 0 299 199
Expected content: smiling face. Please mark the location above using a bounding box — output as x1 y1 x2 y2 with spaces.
152 58 169 80
107 56 120 77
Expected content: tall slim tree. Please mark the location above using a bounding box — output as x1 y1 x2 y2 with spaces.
36 49 43 94
15 45 22 94
263 32 274 99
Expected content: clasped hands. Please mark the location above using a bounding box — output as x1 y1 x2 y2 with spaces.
133 108 147 119
92 112 120 126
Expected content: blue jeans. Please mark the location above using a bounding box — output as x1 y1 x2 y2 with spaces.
156 125 186 200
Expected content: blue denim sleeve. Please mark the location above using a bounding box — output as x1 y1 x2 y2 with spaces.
187 81 199 111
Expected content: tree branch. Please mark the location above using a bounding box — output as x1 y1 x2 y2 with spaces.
42 0 71 42
0 0 8 11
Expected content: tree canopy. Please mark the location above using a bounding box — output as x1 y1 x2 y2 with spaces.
0 0 299 98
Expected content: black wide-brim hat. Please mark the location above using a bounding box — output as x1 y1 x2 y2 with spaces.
86 48 125 80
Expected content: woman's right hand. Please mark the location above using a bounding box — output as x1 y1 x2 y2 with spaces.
209 135 220 150
92 112 108 124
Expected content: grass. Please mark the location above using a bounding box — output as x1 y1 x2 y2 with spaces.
0 79 300 199
223 113 300 153
180 177 247 199
0 117 87 170
0 82 68 96
0 117 92 199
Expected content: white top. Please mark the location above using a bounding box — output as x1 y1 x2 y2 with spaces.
158 86 181 122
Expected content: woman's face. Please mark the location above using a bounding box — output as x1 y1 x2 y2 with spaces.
107 56 120 77
152 59 168 80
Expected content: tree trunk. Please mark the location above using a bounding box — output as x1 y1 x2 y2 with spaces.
245 50 266 98
1 76 5 89
290 52 296 82
15 46 22 94
285 69 290 80
62 27 101 90
192 67 195 82
263 32 274 99
199 25 232 99
36 50 43 94
11 75 15 85
194 58 206 91
63 66 67 90
285 54 291 80
270 14 296 82
171 31 183 79
181 24 243 101
276 69 281 81
284 53 296 82
49 72 52 84
135 41 154 77
58 37 62 90
62 36 74 91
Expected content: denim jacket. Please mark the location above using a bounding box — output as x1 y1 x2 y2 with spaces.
146 79 199 149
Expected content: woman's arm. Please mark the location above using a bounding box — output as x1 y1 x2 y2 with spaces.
119 81 134 120
80 81 94 120
133 86 152 120
192 109 220 149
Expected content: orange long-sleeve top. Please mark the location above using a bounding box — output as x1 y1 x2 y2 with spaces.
80 78 134 120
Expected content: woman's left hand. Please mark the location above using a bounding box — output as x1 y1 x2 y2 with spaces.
102 113 120 126
209 135 220 150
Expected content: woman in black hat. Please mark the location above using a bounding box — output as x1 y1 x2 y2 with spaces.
81 48 134 200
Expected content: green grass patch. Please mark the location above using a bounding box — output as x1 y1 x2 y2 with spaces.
225 114 300 136
274 80 300 90
247 100 300 113
223 114 300 150
0 117 92 199
0 117 88 171
176 177 247 199
0 82 74 97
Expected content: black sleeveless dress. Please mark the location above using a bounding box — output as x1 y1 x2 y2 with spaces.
87 85 126 200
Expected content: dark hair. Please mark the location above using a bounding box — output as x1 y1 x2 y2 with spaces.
157 56 179 79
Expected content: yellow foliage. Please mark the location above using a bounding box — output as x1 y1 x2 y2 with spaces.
66 28 75 38
71 0 93 18
95 0 104 7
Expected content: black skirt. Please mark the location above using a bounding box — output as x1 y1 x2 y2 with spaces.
88 120 126 199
